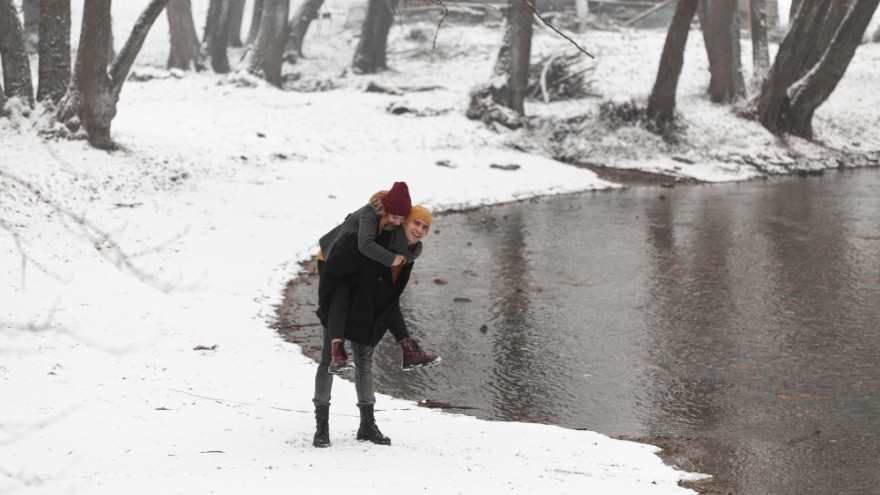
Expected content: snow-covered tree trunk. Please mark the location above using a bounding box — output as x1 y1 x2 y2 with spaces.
352 0 398 74
246 0 264 45
750 0 770 82
228 0 245 47
647 0 699 132
286 0 324 62
797 0 848 72
874 23 880 42
697 0 745 103
757 0 880 138
0 0 35 108
204 0 232 72
246 0 289 86
37 0 71 104
167 0 204 70
58 0 171 148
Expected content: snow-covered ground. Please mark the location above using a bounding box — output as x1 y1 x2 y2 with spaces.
2 1 879 493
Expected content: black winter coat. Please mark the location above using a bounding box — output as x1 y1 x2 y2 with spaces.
316 229 413 347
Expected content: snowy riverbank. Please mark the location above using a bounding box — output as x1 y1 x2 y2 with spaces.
3 1 880 493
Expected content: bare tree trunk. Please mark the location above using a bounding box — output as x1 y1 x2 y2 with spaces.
58 0 171 148
246 0 289 86
204 0 232 72
759 0 880 138
37 0 71 104
874 23 880 42
23 0 39 52
228 0 246 47
647 0 699 132
103 15 118 65
698 0 745 103
463 0 534 127
789 0 802 23
286 0 324 62
58 0 112 144
351 0 398 74
750 0 770 81
801 0 849 69
247 0 264 45
756 0 833 133
505 0 534 114
167 0 204 70
757 0 879 137
492 22 512 78
0 0 35 107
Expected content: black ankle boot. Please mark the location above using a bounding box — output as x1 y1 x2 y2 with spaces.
313 405 330 448
356 404 391 445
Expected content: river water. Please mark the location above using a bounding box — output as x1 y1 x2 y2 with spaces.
277 168 880 494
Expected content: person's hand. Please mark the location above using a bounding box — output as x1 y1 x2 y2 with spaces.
392 254 406 266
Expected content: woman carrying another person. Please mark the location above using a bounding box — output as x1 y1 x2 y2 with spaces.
312 205 439 447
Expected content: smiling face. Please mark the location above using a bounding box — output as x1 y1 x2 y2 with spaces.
403 218 430 246
387 214 406 227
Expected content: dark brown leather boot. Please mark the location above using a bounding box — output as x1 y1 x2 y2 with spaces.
329 340 355 374
400 338 440 371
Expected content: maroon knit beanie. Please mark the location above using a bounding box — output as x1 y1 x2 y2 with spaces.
382 182 412 217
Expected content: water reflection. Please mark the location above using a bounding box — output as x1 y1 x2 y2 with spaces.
279 169 880 495
639 174 880 493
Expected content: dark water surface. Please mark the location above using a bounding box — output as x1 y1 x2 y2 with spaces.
278 168 880 494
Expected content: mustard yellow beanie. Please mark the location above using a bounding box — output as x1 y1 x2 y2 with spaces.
404 205 432 228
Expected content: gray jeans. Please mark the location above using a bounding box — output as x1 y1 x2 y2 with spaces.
313 324 375 408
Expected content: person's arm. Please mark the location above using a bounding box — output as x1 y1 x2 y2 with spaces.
387 228 421 263
406 240 422 262
356 207 401 267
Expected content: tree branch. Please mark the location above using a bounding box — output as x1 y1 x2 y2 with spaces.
0 168 181 293
418 0 593 58
109 0 172 93
522 0 594 59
